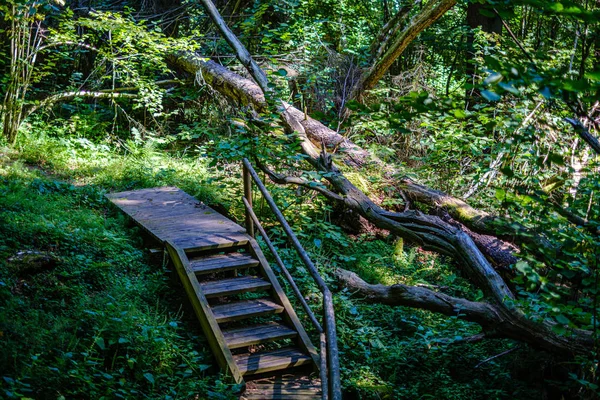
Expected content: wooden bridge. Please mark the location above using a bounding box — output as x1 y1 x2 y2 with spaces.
106 159 341 399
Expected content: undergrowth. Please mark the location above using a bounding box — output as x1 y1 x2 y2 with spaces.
0 119 546 399
0 128 238 399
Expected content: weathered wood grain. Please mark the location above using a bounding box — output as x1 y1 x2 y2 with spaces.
106 187 250 251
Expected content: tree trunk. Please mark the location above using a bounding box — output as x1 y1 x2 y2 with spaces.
169 53 596 356
172 54 372 166
353 0 457 98
169 1 595 357
335 268 593 356
465 3 502 108
171 52 557 267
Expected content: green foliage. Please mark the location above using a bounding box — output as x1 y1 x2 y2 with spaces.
0 155 237 398
1 0 599 397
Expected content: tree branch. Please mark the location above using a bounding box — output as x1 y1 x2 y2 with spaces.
255 160 345 202
335 268 593 356
565 117 600 155
353 0 457 97
197 0 269 94
25 90 137 117
369 3 414 64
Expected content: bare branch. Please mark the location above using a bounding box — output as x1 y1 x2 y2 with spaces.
565 117 600 155
256 160 345 202
197 0 269 94
474 346 520 368
354 0 457 97
25 90 137 117
335 268 593 356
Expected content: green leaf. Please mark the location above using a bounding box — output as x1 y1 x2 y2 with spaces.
95 337 105 350
498 82 520 96
549 3 564 12
495 188 506 201
276 68 288 77
555 314 570 325
515 261 531 274
585 70 600 81
547 153 565 166
540 86 552 99
552 324 567 335
500 166 514 177
453 109 467 119
484 72 503 85
143 372 155 384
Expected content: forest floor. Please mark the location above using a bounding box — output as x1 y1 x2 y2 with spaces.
0 123 549 399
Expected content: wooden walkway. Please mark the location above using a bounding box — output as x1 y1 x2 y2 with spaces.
107 187 322 399
106 186 249 251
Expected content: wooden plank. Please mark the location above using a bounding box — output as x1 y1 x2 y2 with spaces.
106 187 251 252
222 322 297 349
171 236 249 252
235 347 312 375
200 276 271 297
191 253 259 275
242 376 322 399
165 241 244 384
248 240 320 368
248 387 320 394
244 388 321 395
246 389 320 394
212 299 284 323
243 394 321 400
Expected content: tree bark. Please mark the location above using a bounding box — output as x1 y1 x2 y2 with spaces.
196 0 269 94
172 53 372 166
171 55 596 355
172 51 562 269
169 3 595 358
335 268 593 356
353 0 457 98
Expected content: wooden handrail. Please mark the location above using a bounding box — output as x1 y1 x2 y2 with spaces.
243 197 323 333
243 197 329 395
242 158 342 400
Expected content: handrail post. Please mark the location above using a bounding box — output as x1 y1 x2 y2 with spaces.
241 158 342 400
242 163 254 237
324 292 341 400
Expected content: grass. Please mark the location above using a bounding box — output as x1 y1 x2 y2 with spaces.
0 126 240 399
0 118 546 399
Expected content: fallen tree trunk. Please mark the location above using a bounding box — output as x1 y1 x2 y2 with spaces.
173 54 372 166
335 268 593 356
398 178 555 264
172 52 532 266
169 1 594 357
170 55 596 356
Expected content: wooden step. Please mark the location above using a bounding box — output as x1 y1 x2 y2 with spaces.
234 347 313 375
190 252 259 275
222 322 297 349
200 276 271 298
242 381 322 400
242 391 321 400
212 299 284 323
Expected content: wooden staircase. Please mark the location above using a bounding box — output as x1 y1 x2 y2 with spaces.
166 238 322 398
107 159 341 399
